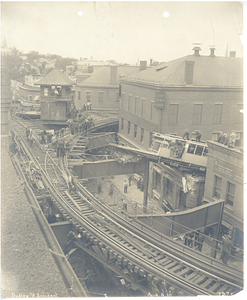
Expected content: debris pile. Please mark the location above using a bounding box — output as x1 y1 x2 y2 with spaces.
111 151 141 165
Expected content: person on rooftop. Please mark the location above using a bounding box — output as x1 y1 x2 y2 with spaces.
223 133 228 145
217 131 224 143
228 130 236 148
194 130 201 142
183 130 189 140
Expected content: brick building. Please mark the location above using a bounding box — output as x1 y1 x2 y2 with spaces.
204 141 243 248
74 65 140 110
117 48 243 219
118 48 243 149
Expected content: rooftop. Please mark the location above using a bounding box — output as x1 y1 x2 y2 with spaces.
77 65 140 86
37 68 75 86
122 55 243 88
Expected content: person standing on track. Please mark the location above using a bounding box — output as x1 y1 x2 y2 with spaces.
128 175 132 186
26 128 30 141
124 180 128 193
41 130 46 144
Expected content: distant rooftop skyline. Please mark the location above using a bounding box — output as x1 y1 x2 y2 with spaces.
1 1 244 64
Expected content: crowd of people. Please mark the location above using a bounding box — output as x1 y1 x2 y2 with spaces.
217 130 238 149
26 127 70 157
181 230 234 265
183 230 204 252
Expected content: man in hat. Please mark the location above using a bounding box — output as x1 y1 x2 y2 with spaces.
194 130 201 142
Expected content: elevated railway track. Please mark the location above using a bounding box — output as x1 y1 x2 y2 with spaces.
11 116 243 296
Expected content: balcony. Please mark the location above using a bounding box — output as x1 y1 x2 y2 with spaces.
41 95 72 102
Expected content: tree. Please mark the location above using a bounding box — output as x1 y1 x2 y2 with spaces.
2 47 24 82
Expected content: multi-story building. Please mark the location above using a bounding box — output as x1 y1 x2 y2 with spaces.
74 65 141 110
119 48 243 149
204 141 243 248
117 48 243 221
38 68 75 125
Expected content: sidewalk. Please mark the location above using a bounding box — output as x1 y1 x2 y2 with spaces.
1 144 69 297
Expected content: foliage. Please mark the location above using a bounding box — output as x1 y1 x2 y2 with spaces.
2 47 24 82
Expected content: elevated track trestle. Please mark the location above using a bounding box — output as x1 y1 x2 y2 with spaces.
11 116 243 296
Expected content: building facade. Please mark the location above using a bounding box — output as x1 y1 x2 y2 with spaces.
74 65 140 110
119 49 243 150
204 141 243 248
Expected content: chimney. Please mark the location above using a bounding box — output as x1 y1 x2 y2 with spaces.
192 46 201 56
110 66 118 85
150 58 153 66
184 61 195 85
229 51 236 57
209 47 216 57
139 60 147 71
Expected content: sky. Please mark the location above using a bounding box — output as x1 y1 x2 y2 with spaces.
1 1 244 64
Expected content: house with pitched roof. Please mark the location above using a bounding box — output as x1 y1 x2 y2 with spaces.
37 68 75 124
74 65 141 110
118 48 243 150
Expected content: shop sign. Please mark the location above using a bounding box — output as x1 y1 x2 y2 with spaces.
214 161 243 184
154 100 165 109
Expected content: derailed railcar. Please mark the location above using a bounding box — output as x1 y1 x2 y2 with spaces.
149 132 208 168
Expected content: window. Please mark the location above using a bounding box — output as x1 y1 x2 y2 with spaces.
78 91 81 100
121 118 124 130
187 144 196 154
128 95 132 111
44 88 48 97
29 95 32 101
150 101 154 121
134 124 137 138
213 176 222 199
193 104 202 124
154 171 161 190
86 91 91 101
226 182 235 206
128 121 131 134
121 93 125 109
116 92 120 102
149 132 153 147
213 104 223 123
98 91 104 102
141 98 146 117
141 128 144 142
236 104 243 124
169 104 178 124
134 96 138 114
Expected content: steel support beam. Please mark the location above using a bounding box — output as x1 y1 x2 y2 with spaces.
143 159 149 213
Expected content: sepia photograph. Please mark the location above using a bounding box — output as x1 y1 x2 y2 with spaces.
1 1 244 298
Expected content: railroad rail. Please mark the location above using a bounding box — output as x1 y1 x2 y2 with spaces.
12 116 243 296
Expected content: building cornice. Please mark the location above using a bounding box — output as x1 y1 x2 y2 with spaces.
76 84 118 89
207 141 243 160
120 77 243 92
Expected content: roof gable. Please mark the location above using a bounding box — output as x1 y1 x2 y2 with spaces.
124 55 243 88
37 68 75 86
